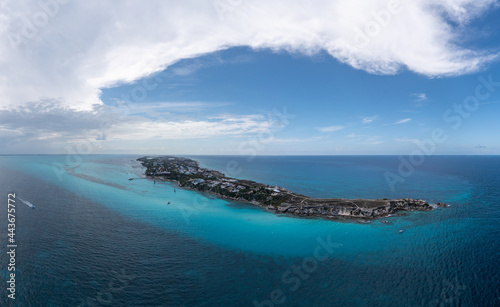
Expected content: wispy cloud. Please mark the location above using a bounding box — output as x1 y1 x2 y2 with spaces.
120 101 231 120
345 133 361 138
363 136 382 145
108 118 271 140
344 133 381 144
362 115 378 124
394 118 412 125
271 137 323 144
317 125 345 133
169 54 252 77
127 101 230 112
411 93 428 101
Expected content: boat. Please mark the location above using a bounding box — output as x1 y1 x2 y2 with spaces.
128 178 134 180
167 202 171 205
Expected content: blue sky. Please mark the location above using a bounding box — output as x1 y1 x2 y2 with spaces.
1 0 500 154
99 46 500 154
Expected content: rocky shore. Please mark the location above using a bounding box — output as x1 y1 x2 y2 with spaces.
138 156 444 220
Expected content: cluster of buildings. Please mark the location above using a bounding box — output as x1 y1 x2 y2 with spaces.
190 178 248 193
139 156 289 200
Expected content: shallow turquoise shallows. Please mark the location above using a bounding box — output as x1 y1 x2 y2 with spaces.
0 155 499 306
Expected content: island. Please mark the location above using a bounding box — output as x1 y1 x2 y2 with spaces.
137 156 447 220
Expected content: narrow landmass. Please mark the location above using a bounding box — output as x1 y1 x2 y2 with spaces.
137 156 448 220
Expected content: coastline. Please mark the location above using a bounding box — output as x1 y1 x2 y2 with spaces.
138 156 447 220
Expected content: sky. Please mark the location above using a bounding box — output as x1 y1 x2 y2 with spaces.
1 0 500 155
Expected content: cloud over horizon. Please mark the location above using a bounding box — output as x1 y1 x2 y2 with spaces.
1 0 499 111
0 100 275 153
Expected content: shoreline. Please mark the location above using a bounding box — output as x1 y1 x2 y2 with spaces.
138 156 448 220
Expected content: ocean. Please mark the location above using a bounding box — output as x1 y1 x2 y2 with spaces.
0 155 499 306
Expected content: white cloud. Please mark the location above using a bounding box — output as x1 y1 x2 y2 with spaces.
271 137 322 143
345 133 361 138
317 125 345 133
394 118 412 124
126 101 230 114
345 133 383 145
0 0 498 110
0 101 274 150
343 132 381 144
411 93 428 101
363 135 382 144
362 115 378 124
108 117 271 140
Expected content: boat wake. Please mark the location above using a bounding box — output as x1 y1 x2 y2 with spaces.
19 197 35 209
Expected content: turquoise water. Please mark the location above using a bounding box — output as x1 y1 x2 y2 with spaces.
0 155 499 306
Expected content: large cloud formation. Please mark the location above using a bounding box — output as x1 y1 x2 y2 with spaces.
0 0 498 110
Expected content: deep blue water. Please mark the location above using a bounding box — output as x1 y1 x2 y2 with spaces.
0 155 499 306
